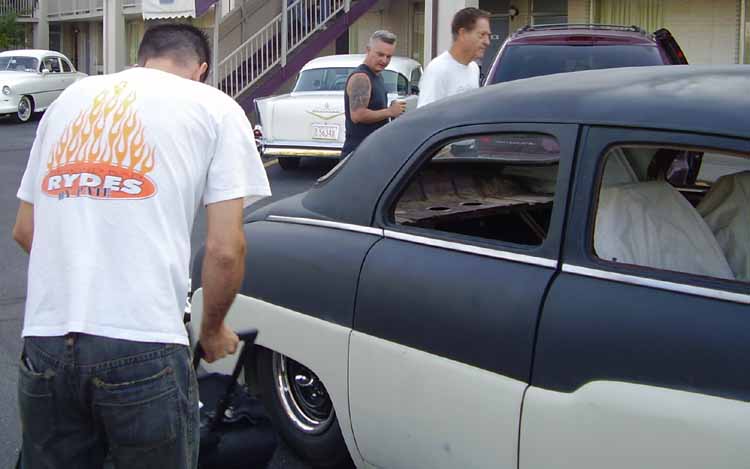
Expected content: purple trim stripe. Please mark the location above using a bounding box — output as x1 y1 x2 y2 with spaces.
195 0 218 17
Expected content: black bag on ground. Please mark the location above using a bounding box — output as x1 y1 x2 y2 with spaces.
193 330 278 469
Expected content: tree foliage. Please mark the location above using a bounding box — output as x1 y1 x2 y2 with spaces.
0 13 25 50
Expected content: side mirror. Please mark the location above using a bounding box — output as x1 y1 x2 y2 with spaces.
410 84 420 95
41 68 49 75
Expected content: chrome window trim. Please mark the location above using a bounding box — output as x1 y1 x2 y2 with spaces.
384 230 558 268
564 264 750 305
267 215 384 236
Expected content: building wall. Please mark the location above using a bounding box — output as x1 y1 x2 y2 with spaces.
568 0 591 22
219 0 281 59
348 0 425 61
662 0 740 64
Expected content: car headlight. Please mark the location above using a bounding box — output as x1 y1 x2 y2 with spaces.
1 86 10 96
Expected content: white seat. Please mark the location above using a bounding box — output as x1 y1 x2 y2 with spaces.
697 171 750 281
595 181 735 280
602 147 639 186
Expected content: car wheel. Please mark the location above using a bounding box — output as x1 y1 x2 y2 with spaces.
254 347 354 469
14 96 34 123
278 157 301 170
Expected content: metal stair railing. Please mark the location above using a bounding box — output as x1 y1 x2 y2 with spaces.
217 0 347 99
0 0 37 17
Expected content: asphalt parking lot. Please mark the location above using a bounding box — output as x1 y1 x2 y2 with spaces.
0 115 335 468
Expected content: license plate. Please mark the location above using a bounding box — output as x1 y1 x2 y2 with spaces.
312 124 339 140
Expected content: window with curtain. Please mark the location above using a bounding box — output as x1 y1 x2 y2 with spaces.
412 2 424 64
595 0 664 32
744 0 749 63
127 20 145 66
532 0 568 25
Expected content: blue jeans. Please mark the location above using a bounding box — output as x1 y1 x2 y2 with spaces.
18 333 199 469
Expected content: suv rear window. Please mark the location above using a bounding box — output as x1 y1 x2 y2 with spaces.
489 44 665 84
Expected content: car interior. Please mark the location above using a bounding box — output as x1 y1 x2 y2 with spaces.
393 134 560 246
596 146 750 282
392 137 749 283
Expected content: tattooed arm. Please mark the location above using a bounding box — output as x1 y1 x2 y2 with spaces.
347 73 403 124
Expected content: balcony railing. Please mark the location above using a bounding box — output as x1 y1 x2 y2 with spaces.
217 0 347 99
47 0 139 19
0 0 37 18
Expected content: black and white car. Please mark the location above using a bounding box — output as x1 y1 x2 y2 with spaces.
192 65 750 469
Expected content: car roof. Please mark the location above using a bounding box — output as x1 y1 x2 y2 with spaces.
0 49 67 60
508 24 656 45
291 65 750 226
301 54 421 76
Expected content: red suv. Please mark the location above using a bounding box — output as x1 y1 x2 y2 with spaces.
484 24 687 86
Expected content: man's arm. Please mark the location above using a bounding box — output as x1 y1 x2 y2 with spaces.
12 202 34 254
200 197 245 363
347 73 403 124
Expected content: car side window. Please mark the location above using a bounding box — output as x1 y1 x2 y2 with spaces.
42 57 61 73
594 145 750 283
61 59 73 73
390 133 561 246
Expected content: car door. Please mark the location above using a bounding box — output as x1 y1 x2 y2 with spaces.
522 126 750 469
348 123 578 469
59 57 78 89
38 56 64 108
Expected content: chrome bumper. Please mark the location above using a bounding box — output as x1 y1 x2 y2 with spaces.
263 141 342 158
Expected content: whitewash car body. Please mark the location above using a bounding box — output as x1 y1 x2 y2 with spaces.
0 49 86 123
254 54 422 170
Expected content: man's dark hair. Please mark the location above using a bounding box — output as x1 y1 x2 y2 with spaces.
137 23 211 82
451 7 491 40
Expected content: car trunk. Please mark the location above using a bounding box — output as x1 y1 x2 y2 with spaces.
268 92 346 145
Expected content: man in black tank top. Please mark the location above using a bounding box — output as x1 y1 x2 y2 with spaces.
342 30 406 157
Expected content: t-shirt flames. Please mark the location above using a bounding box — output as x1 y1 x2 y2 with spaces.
17 67 271 345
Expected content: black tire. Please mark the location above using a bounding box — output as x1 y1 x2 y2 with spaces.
278 157 301 170
14 96 34 123
253 347 354 469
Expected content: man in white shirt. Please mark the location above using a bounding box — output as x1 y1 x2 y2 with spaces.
12 24 270 468
417 7 491 108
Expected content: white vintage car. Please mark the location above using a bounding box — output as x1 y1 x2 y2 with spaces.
255 54 422 170
0 49 87 123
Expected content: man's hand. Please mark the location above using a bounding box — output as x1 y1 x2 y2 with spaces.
199 323 240 363
388 100 406 118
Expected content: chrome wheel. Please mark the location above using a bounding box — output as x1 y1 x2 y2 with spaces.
17 96 32 122
272 352 334 434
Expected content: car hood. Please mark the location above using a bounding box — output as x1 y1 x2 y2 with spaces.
0 71 38 85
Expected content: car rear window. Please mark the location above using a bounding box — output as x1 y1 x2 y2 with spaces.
489 44 665 84
295 68 406 94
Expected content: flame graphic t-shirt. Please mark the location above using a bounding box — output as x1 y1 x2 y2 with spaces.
17 67 271 345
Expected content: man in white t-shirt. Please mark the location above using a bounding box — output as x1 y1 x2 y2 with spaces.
417 7 491 108
12 24 270 467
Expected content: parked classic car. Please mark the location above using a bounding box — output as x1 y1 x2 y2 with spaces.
191 66 750 469
0 49 87 123
254 54 422 170
484 24 687 85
